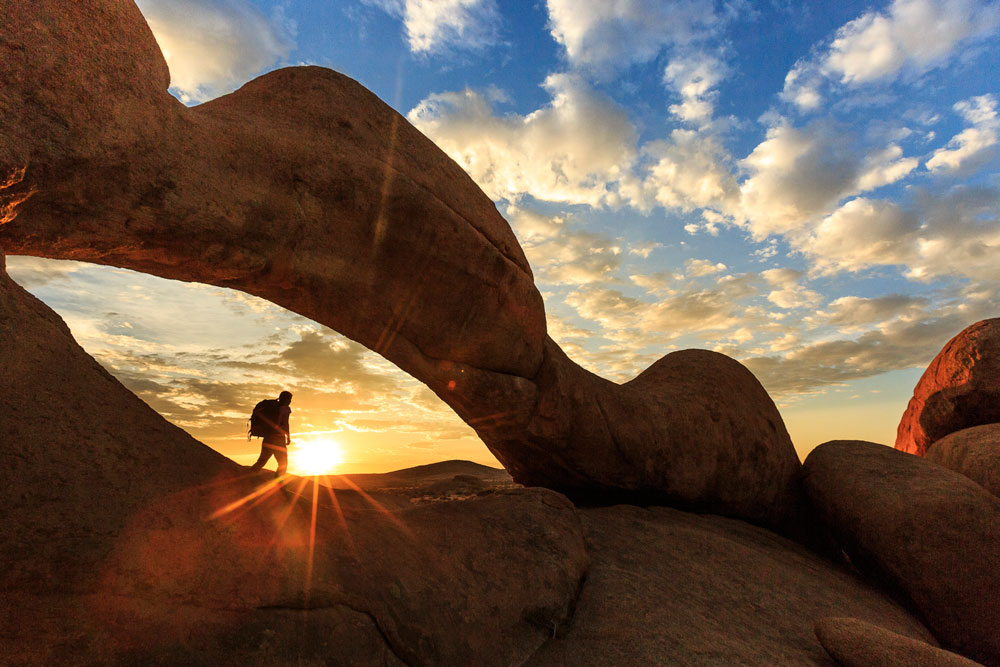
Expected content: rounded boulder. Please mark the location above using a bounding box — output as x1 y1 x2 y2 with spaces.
896 319 1000 456
926 423 1000 497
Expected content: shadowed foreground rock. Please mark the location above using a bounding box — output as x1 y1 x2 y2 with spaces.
0 256 588 666
803 441 1000 666
896 319 1000 456
526 505 932 666
0 0 803 531
926 424 1000 497
815 617 984 667
2 252 949 665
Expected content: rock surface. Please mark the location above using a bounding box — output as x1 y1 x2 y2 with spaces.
896 319 1000 456
1 255 589 666
803 441 1000 666
926 424 1000 497
815 617 984 667
526 505 933 666
0 0 803 530
3 251 941 665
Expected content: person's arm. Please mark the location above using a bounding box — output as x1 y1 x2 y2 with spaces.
281 408 291 446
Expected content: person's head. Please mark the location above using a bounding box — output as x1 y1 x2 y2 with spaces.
278 390 293 406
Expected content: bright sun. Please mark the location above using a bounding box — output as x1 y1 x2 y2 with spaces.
290 438 344 477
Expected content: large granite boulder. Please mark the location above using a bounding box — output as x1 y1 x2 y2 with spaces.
896 319 1000 456
0 0 803 530
1 254 589 665
815 617 984 667
803 441 1000 666
926 424 1000 497
525 504 932 665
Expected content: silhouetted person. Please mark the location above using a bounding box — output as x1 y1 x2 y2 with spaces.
249 390 292 477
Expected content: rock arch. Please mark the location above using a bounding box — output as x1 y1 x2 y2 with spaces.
1 0 804 531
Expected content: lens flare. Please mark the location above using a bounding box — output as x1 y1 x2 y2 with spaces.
290 438 344 477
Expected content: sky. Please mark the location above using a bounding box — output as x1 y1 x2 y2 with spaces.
7 0 1000 474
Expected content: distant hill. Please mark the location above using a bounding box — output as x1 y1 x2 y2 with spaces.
326 460 512 490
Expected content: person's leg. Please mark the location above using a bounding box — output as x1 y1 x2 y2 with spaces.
248 443 273 472
274 445 288 478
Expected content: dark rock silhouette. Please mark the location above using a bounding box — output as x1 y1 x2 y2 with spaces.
0 253 589 665
814 617 984 667
0 0 803 532
3 251 941 665
803 440 1000 666
896 319 1000 456
526 505 933 666
926 424 1000 497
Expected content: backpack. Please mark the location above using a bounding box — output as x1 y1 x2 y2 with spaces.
248 399 280 439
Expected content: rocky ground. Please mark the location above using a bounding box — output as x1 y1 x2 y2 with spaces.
4 257 1000 665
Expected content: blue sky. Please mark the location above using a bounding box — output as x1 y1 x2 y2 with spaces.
8 0 1000 472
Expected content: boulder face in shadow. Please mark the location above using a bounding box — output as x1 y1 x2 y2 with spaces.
803 440 1000 666
896 318 1000 456
0 0 803 530
926 423 1000 498
526 505 933 666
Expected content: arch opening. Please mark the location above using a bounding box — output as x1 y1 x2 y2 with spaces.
5 255 500 476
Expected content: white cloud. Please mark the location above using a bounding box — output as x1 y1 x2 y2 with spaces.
926 94 1000 172
857 145 920 190
505 207 625 286
685 259 727 277
565 274 758 343
761 268 821 309
736 121 917 238
827 0 1000 84
802 185 1000 281
805 198 919 274
365 0 500 53
743 298 998 396
664 52 728 124
408 74 637 206
506 205 566 243
820 294 931 329
782 0 1000 110
545 0 726 75
641 129 739 212
737 123 869 237
136 0 295 103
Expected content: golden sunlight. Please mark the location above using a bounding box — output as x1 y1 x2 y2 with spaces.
289 438 344 477
0 165 37 225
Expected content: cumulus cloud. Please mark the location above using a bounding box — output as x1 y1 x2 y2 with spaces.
805 198 918 274
685 259 727 277
506 206 624 286
782 0 1000 110
566 273 757 342
663 52 728 124
926 94 1000 173
820 294 931 330
408 74 637 206
545 0 726 75
802 184 1000 281
742 308 989 396
136 0 295 103
736 121 917 238
277 330 399 393
640 129 739 212
761 268 821 309
365 0 500 53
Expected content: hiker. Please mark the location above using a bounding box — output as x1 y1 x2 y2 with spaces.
248 390 293 477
